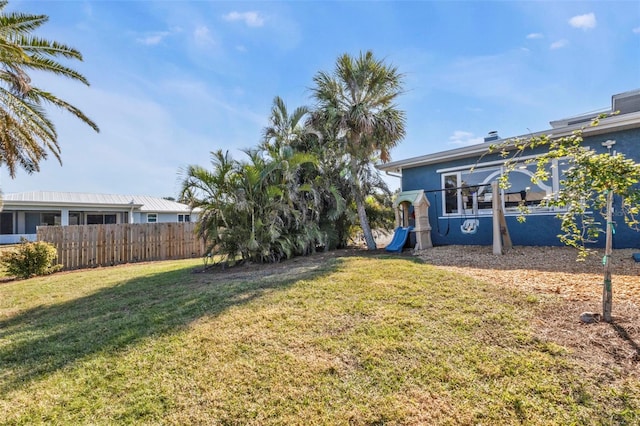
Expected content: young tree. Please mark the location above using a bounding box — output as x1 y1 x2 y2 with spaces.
490 116 640 322
0 1 99 177
309 51 406 250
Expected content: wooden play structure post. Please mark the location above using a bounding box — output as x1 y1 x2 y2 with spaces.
491 181 512 255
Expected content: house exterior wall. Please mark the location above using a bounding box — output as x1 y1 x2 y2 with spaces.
0 208 198 244
399 127 640 249
140 212 193 223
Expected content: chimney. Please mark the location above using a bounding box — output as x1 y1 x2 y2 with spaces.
612 89 640 115
484 131 500 142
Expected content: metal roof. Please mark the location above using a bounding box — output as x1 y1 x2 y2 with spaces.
2 191 192 213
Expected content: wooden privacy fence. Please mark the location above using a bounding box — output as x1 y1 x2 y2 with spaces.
37 222 205 270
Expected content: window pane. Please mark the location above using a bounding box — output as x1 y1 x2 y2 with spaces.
0 212 13 234
461 168 500 211
444 174 458 214
147 214 157 223
505 163 552 208
42 213 60 226
87 214 104 225
556 158 568 191
69 213 81 226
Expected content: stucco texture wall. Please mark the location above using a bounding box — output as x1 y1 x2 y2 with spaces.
400 127 640 249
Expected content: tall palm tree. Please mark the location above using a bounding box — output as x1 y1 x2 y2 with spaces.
310 51 405 250
0 1 99 177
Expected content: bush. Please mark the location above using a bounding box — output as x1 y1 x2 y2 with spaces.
0 239 62 279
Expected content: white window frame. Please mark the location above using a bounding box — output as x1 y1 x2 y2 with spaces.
438 158 563 217
178 214 190 223
147 213 158 223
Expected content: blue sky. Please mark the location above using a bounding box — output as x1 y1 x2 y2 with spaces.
2 0 639 197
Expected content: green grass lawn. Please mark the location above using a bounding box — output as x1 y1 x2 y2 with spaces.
0 253 638 425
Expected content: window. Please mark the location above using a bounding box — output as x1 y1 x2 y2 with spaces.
443 174 459 214
86 213 118 225
41 213 61 226
178 214 190 223
147 213 157 223
69 212 81 226
0 212 13 234
440 160 560 216
87 214 103 225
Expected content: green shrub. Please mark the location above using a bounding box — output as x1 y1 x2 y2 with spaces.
0 239 62 279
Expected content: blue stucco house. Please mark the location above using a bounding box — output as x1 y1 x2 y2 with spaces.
378 89 640 249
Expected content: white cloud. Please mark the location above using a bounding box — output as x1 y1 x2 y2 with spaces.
449 131 483 146
633 27 640 34
550 39 569 50
223 11 265 28
569 13 596 30
136 31 171 46
526 33 543 39
193 25 215 45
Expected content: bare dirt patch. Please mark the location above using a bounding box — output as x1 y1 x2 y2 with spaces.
193 249 364 283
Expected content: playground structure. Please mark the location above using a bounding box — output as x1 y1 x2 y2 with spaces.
386 190 432 252
386 182 511 254
385 226 413 253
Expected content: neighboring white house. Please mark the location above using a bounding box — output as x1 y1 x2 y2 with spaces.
0 191 199 244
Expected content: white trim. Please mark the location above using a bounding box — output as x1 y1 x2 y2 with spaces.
437 210 560 220
438 160 562 217
436 154 540 174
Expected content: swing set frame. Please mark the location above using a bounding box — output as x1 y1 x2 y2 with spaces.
421 181 512 254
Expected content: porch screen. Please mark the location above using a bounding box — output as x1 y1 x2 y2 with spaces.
0 212 13 234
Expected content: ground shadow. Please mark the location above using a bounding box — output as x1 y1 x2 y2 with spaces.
0 252 356 394
611 321 640 363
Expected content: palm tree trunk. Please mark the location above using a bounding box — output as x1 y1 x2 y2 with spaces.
349 156 377 250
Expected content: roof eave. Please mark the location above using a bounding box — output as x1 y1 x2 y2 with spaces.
377 111 640 173
1 200 145 209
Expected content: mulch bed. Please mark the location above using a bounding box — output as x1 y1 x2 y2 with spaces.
415 245 640 375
